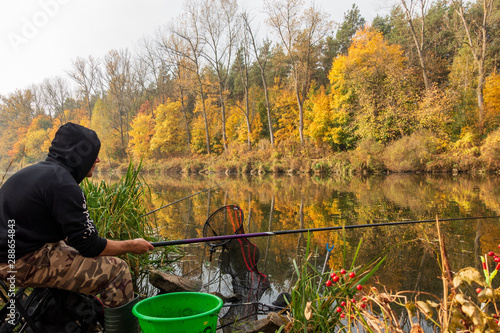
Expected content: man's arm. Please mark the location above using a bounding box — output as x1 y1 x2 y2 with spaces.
99 238 154 256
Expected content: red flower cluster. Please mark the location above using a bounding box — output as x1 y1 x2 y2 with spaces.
487 248 500 271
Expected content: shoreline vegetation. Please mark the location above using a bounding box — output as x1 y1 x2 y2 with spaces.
4 129 500 180
91 131 500 177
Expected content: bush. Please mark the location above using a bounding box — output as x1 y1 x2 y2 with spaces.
481 128 500 171
349 138 385 173
446 131 481 172
382 131 441 172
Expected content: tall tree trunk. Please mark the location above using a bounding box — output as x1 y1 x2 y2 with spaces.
401 0 431 91
294 73 305 145
180 89 191 148
262 72 275 147
219 87 228 151
453 0 493 126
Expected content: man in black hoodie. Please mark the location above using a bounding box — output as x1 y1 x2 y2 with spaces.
0 123 153 311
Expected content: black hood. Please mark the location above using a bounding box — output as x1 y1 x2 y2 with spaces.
46 123 101 183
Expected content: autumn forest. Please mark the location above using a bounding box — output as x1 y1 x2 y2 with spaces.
1 0 500 174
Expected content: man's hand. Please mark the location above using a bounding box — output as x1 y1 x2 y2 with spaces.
130 238 155 254
99 238 154 256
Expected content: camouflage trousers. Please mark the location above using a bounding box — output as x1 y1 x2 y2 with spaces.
0 240 134 308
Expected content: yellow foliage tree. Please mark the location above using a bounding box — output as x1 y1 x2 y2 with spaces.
64 106 90 128
129 112 154 160
190 97 221 154
42 118 63 153
149 101 187 155
484 73 500 129
329 27 416 143
11 114 52 163
226 102 263 148
271 87 299 145
306 87 355 151
415 85 453 140
90 99 122 161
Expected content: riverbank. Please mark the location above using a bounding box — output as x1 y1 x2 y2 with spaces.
3 129 500 178
96 134 500 177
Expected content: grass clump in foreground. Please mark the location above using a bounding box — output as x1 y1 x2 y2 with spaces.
278 232 386 332
81 161 180 296
279 221 500 332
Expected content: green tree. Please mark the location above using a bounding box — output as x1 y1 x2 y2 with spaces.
322 4 365 80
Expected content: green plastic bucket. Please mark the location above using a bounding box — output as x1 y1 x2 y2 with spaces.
132 292 223 333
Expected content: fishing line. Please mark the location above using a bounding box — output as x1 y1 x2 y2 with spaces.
141 181 230 217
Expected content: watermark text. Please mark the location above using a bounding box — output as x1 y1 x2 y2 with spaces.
8 0 72 53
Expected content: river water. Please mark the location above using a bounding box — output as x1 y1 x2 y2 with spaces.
115 172 500 330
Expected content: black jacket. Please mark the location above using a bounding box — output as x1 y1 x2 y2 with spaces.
0 123 107 262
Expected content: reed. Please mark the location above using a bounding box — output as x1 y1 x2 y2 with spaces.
81 161 179 295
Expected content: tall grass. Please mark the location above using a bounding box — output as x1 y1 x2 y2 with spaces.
81 161 179 295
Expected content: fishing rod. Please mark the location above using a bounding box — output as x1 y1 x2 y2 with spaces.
152 215 500 247
141 181 230 217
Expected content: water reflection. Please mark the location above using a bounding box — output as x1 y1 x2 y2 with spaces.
100 172 500 329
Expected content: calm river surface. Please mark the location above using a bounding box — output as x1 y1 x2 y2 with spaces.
109 172 500 330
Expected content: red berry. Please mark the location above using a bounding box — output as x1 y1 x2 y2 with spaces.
495 257 500 262
326 280 333 287
489 251 495 256
330 273 337 279
351 299 356 303
333 275 340 282
498 244 500 249
361 303 366 309
336 307 342 313
356 285 363 291
476 288 482 294
349 272 356 278
362 297 367 301
340 301 346 307
340 269 347 275
340 313 346 318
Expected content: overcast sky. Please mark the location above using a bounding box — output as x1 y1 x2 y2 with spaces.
0 0 391 97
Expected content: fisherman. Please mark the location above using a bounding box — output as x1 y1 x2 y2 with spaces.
0 122 153 332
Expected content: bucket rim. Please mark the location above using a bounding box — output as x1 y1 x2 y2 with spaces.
132 292 223 322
